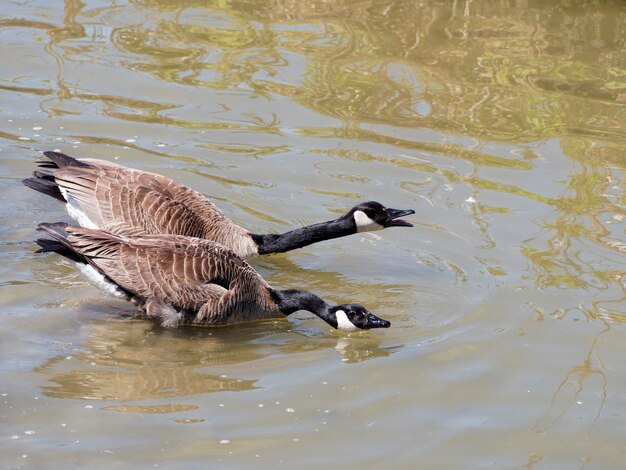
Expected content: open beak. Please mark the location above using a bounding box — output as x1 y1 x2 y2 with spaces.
385 208 415 227
365 313 391 329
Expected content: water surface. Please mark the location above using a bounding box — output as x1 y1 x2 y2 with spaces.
1 1 626 468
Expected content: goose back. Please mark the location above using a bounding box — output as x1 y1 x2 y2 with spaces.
34 152 258 255
40 224 279 326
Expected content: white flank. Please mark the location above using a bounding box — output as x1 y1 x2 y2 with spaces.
335 310 358 331
353 210 383 233
75 263 127 299
59 187 99 229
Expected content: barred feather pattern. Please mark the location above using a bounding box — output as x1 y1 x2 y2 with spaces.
39 153 259 257
61 226 281 326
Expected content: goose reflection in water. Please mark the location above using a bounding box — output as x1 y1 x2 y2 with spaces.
34 311 391 403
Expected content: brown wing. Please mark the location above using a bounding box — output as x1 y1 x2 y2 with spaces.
52 161 257 256
65 228 274 325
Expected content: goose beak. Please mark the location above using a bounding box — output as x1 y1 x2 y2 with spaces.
364 313 391 329
384 208 415 227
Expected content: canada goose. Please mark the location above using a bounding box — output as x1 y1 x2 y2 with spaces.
35 222 391 331
23 152 415 257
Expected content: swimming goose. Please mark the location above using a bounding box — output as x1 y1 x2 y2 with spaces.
23 152 414 257
35 222 391 331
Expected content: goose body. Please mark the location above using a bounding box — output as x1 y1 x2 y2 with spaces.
36 223 391 330
24 152 414 257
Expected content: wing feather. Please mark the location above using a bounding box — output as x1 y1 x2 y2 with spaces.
33 155 258 256
61 227 273 325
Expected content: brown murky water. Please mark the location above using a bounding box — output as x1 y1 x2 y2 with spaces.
2 1 626 468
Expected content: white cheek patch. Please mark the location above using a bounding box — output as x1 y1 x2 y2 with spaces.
335 309 359 331
59 187 99 230
353 210 383 233
75 263 128 299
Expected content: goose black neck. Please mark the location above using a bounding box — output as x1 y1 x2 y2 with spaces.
251 216 354 255
269 289 337 327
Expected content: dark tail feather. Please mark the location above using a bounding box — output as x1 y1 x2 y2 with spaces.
25 151 91 201
36 160 60 169
37 222 70 240
35 238 84 264
36 223 84 263
42 151 91 168
38 222 124 260
22 176 65 202
35 222 88 264
35 222 133 299
33 169 55 179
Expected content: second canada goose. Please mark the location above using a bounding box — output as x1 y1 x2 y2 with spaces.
35 223 391 331
23 152 415 257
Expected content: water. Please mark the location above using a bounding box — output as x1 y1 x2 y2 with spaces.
1 1 625 468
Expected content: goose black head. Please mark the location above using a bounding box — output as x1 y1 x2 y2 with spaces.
348 201 414 233
329 304 391 331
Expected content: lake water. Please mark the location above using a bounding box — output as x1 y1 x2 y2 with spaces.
1 1 626 468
